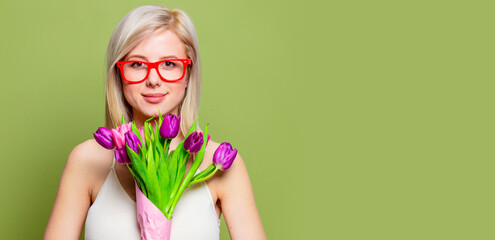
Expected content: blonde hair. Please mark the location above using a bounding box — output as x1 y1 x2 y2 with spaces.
105 5 201 137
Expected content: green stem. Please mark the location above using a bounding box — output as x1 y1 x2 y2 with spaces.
166 132 208 218
164 138 171 158
171 153 189 199
193 164 216 180
165 153 189 214
167 156 201 217
188 166 219 188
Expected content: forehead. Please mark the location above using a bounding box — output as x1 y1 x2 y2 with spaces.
127 29 186 60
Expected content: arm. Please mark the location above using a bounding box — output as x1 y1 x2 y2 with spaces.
217 154 267 240
44 142 94 239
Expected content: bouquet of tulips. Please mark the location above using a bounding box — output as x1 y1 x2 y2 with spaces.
93 113 237 240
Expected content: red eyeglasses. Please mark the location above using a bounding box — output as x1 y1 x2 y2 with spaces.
116 59 192 83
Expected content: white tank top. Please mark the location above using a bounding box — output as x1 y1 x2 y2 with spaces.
84 158 220 239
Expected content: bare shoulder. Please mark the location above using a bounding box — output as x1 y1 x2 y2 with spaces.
68 139 114 188
68 139 113 170
70 139 111 160
202 139 221 165
204 139 248 194
202 139 244 170
63 139 114 202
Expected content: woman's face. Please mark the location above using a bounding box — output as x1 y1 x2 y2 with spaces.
122 29 189 123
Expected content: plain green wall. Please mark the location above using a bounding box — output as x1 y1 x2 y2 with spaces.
0 0 493 239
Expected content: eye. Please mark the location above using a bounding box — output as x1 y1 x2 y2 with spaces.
130 62 146 69
160 61 177 69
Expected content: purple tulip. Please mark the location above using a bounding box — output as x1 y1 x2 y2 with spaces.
183 131 203 153
93 127 115 149
115 147 131 164
159 114 181 139
213 142 237 171
125 131 142 153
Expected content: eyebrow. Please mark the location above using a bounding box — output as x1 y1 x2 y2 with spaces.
126 54 180 61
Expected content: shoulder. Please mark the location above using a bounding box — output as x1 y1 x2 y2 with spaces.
67 139 113 169
204 138 246 171
202 139 244 168
204 139 248 194
65 139 114 188
70 139 112 158
204 139 221 162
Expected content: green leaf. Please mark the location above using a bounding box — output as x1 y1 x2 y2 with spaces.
191 164 215 180
127 164 146 196
157 109 163 121
126 145 147 183
145 145 153 169
144 146 161 204
188 165 219 188
154 120 166 154
169 148 180 190
185 118 198 137
149 123 155 143
158 151 171 206
131 122 143 147
163 138 171 165
144 116 154 146
154 140 161 171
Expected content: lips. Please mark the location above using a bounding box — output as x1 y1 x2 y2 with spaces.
142 93 166 103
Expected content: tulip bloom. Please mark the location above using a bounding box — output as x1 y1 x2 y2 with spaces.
125 131 142 153
115 147 131 164
159 114 181 139
183 131 203 153
93 127 114 149
112 122 132 149
213 142 237 171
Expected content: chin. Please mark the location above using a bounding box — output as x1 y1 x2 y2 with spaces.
131 100 181 121
143 106 178 117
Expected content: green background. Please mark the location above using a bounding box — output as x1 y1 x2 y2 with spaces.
0 0 493 239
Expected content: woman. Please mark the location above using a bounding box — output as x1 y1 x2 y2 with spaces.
44 5 266 239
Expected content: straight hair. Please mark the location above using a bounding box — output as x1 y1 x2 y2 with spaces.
105 5 201 137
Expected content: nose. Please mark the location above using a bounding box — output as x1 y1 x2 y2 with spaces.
145 67 161 87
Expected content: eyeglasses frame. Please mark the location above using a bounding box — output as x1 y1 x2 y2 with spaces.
116 58 192 84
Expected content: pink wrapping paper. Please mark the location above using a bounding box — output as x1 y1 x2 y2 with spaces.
135 182 172 240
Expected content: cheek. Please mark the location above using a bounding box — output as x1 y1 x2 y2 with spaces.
178 82 189 100
122 84 140 106
168 80 188 97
